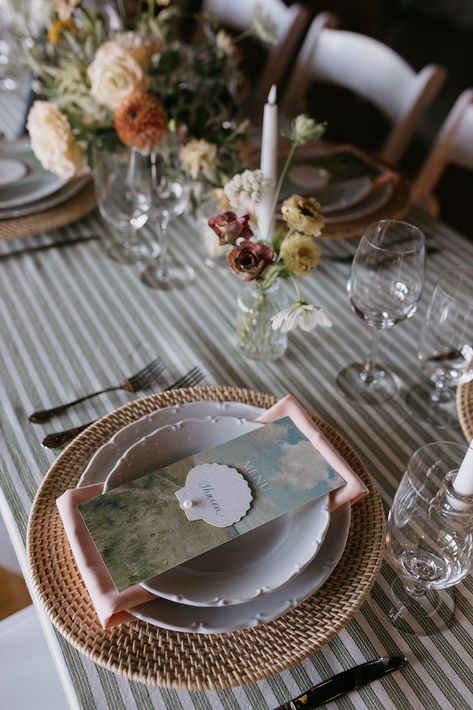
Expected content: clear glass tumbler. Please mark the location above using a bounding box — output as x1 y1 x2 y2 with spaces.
92 142 150 264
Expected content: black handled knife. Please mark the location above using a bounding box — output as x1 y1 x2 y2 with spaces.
275 656 407 709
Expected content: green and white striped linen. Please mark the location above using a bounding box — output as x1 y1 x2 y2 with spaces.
0 206 472 710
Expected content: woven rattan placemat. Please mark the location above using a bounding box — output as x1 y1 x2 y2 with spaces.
0 180 96 241
27 386 385 691
457 380 473 441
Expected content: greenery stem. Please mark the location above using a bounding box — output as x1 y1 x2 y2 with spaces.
233 29 253 43
267 142 297 238
290 275 302 303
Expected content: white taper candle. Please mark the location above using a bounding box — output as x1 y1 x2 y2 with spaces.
259 84 278 242
453 441 473 496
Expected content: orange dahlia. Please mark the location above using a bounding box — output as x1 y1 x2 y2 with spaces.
114 93 168 151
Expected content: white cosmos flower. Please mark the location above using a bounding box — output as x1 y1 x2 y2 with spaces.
271 303 332 333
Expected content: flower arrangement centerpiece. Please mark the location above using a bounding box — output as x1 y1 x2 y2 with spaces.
208 113 333 361
25 0 276 194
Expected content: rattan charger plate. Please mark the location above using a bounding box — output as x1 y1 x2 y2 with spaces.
27 386 385 691
457 379 473 441
0 180 96 241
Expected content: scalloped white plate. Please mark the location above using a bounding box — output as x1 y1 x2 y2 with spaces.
130 503 350 634
102 416 330 607
78 401 264 488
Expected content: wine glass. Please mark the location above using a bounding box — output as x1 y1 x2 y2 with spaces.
405 266 473 427
336 220 426 404
386 441 473 636
131 140 195 290
92 143 150 265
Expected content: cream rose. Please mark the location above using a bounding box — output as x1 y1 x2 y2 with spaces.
27 101 83 179
87 41 150 111
115 32 161 70
180 139 217 180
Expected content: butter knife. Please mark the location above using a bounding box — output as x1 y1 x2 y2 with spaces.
275 655 407 709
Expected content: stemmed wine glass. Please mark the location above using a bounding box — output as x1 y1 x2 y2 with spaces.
337 220 426 404
386 441 473 635
405 266 473 427
131 139 195 290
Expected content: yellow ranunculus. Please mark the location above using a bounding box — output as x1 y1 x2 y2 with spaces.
280 233 321 276
281 195 324 238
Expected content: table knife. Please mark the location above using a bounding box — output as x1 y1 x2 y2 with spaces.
275 655 407 709
0 234 100 261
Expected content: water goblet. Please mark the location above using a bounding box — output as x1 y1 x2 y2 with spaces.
131 141 195 290
386 441 473 635
405 266 473 427
336 220 426 404
92 143 150 265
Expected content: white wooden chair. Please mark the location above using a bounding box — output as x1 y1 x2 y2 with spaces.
412 89 473 215
201 0 310 105
0 606 68 710
281 12 446 166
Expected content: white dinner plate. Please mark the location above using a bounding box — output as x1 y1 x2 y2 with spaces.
103 416 330 606
78 401 265 488
281 169 372 213
0 140 67 209
130 503 350 634
0 176 88 219
324 182 394 224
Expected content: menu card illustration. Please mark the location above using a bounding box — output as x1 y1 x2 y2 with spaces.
79 417 346 591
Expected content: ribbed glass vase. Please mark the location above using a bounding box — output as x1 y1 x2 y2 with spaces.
236 281 288 361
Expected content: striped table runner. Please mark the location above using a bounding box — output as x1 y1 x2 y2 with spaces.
0 204 472 709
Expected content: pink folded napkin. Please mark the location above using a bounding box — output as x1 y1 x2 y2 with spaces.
57 395 368 628
256 395 368 511
57 484 155 628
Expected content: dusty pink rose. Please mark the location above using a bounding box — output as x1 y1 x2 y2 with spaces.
208 211 253 245
227 241 275 281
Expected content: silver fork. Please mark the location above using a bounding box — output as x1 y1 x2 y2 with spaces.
41 366 205 449
29 357 167 423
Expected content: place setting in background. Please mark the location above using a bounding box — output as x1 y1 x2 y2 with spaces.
0 138 95 238
278 142 410 233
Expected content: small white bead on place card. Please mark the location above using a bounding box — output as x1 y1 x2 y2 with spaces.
175 463 253 527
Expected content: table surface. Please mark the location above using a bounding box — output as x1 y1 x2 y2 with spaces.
1 105 473 710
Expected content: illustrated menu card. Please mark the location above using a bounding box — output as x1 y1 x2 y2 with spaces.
78 417 346 591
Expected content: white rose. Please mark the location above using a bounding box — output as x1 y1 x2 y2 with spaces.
180 139 218 180
27 101 83 179
87 41 150 111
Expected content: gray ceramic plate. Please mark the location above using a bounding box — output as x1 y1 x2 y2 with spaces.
0 140 67 209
